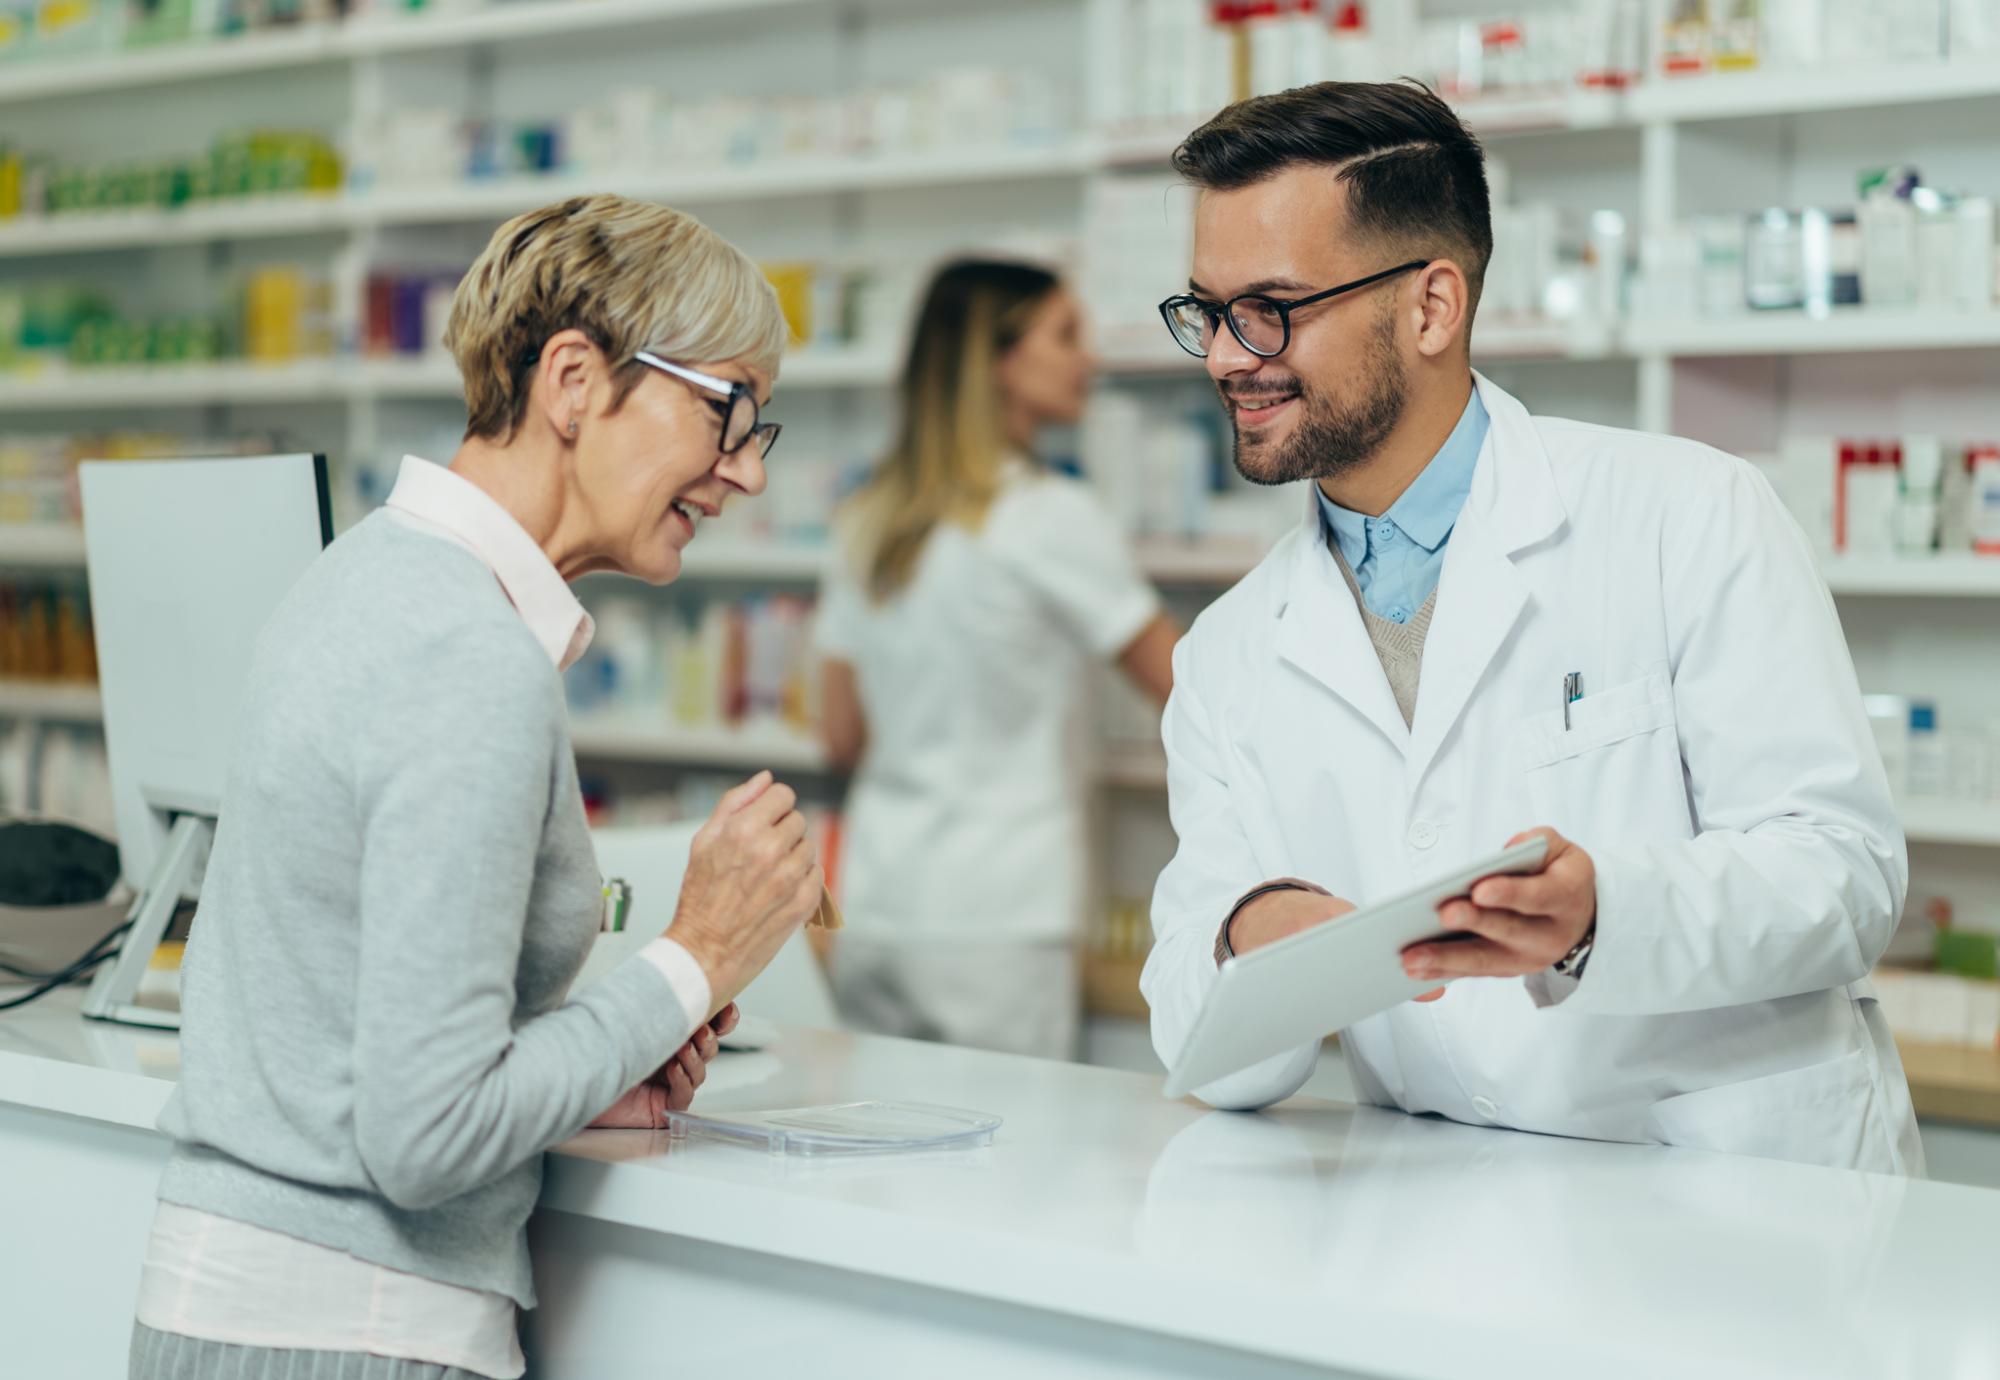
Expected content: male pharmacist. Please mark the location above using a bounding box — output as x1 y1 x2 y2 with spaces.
1141 80 1922 1174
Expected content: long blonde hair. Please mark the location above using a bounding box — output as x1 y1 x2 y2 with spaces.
849 259 1060 600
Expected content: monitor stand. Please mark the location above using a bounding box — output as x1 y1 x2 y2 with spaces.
81 813 212 1030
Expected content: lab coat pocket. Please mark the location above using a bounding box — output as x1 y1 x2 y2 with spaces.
1647 1049 1885 1170
1517 668 1689 842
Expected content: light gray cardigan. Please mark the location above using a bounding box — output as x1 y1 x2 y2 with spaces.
157 513 690 1308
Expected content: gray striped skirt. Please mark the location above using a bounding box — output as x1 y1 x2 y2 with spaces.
129 1324 497 1380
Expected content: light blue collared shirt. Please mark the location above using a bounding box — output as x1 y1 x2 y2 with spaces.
1317 390 1489 625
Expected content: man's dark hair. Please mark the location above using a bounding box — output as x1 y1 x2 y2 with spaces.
1173 80 1493 315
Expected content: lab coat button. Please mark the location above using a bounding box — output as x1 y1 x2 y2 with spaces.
1407 820 1438 849
1471 1096 1500 1120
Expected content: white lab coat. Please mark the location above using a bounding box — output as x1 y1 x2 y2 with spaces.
1144 374 1924 1175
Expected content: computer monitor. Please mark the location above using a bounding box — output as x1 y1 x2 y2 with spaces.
77 453 331 1026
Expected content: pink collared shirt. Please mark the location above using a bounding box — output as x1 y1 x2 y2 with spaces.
137 457 710 1379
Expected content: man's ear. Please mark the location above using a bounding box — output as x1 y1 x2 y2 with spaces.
1412 260 1471 360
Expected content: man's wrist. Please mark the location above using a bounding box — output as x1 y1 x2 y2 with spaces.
1215 878 1332 966
1552 920 1596 980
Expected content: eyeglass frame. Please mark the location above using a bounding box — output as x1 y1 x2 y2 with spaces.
1157 259 1433 360
632 350 782 458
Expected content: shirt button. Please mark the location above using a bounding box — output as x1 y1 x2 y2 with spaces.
1471 1096 1500 1120
1389 606 1410 623
1407 820 1438 849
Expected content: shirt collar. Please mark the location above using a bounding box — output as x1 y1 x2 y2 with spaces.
1317 388 1490 560
383 456 594 671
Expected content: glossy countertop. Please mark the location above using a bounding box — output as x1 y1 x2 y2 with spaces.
4 986 1998 1380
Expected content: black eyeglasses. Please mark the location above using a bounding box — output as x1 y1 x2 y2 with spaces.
1158 259 1431 360
633 351 782 458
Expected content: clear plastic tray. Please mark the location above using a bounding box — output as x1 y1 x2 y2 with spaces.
663 1100 1001 1157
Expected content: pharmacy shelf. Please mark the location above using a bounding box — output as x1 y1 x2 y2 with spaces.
1822 558 2000 598
1900 800 2000 849
0 361 351 411
0 0 954 106
567 718 829 771
1094 88 1621 170
677 544 826 580
360 345 897 401
0 196 347 259
0 526 88 569
338 0 924 60
780 347 902 389
1625 310 2000 358
0 23 341 105
1898 1039 2000 1127
1475 316 1619 359
1132 539 1265 585
352 143 1097 226
1626 59 2000 125
1099 743 1169 792
1447 88 1624 135
0 681 103 723
0 344 899 412
0 144 1096 257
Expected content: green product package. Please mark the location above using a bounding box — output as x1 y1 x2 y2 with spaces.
1934 930 2000 982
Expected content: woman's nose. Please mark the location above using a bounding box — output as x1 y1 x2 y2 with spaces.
718 445 767 498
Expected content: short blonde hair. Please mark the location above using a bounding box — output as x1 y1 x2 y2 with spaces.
444 195 788 441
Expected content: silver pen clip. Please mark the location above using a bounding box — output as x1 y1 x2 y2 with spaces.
1562 672 1582 731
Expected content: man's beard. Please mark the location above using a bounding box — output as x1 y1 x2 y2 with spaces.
1225 314 1408 487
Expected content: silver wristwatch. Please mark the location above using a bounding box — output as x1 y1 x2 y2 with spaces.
1551 923 1595 979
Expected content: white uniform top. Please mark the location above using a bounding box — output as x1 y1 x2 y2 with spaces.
817 460 1160 943
1144 375 1923 1175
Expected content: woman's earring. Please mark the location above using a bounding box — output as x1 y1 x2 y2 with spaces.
567 420 578 437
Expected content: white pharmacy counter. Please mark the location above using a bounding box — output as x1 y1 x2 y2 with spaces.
3 986 1998 1380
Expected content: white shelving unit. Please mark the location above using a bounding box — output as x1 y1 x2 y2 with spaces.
567 718 827 771
1626 312 2000 359
0 147 1095 259
1821 558 2000 598
0 525 88 568
0 681 103 723
5 0 1999 933
0 0 953 106
677 544 827 581
1624 58 2000 123
1901 800 2000 849
0 360 352 411
0 345 898 413
0 195 348 259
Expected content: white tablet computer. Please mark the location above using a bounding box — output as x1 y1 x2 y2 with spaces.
1162 837 1550 1100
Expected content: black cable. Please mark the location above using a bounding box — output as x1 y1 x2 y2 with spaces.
0 956 85 982
0 919 134 1012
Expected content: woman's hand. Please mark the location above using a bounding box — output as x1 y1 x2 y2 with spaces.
588 1005 741 1129
669 771 822 1011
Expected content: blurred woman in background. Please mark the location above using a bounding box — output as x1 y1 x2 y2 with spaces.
815 259 1178 1061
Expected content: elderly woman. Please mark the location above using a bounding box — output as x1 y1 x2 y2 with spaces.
128 195 819 1380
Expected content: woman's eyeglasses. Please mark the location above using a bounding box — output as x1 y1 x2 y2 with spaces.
633 351 782 458
1157 259 1431 360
